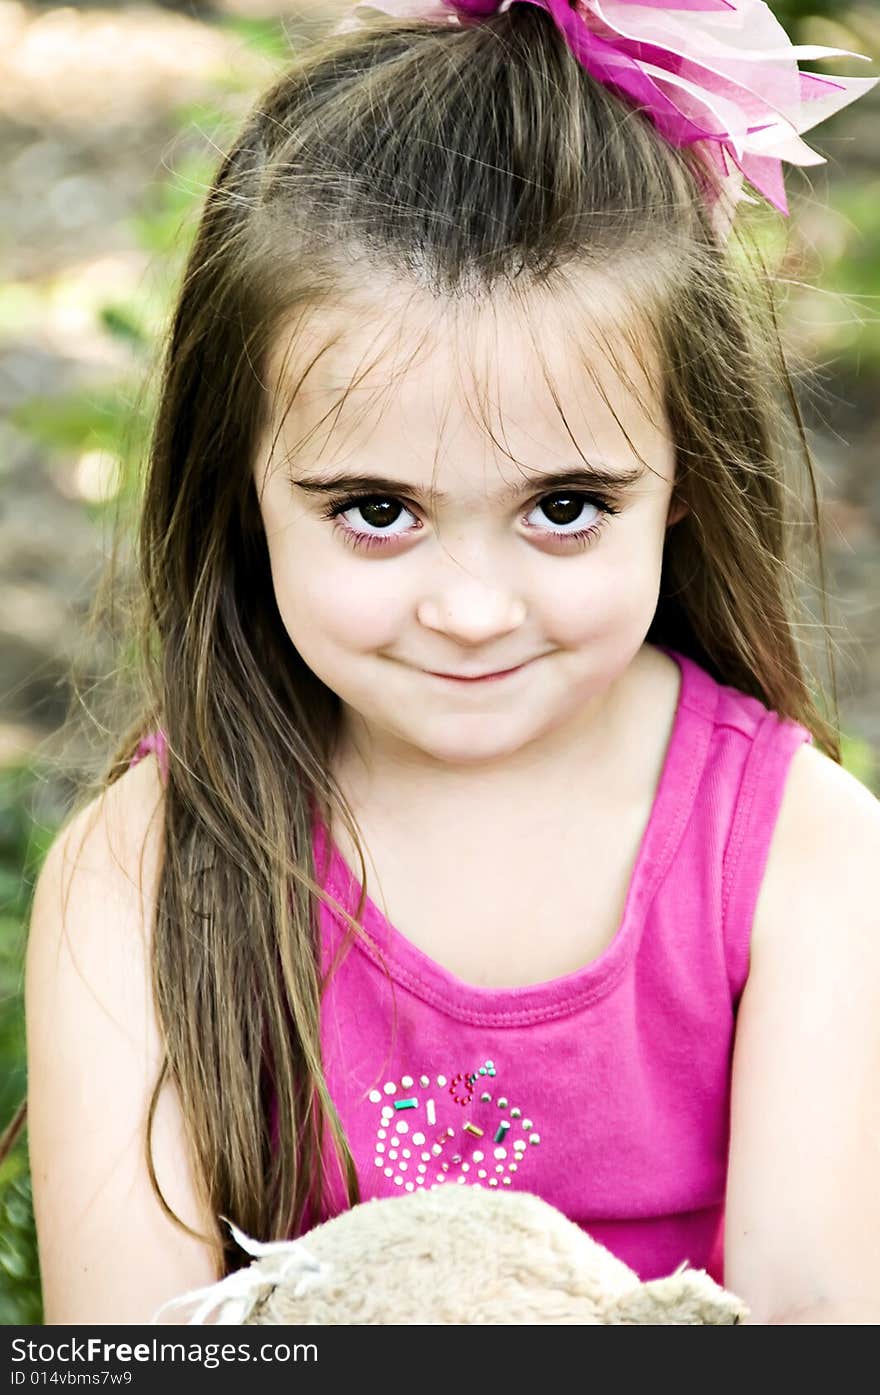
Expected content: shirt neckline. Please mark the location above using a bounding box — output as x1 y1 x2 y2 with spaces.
312 646 718 1025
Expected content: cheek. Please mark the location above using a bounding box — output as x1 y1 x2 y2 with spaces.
269 540 406 656
543 540 661 644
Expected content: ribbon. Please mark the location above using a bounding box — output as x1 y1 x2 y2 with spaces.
336 0 878 226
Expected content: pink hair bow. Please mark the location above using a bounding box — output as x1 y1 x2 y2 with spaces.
335 0 878 231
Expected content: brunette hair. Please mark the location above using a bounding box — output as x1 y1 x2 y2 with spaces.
10 5 844 1280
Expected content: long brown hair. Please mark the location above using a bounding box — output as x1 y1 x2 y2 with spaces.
11 5 844 1280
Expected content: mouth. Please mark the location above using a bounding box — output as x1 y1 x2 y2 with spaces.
425 662 529 684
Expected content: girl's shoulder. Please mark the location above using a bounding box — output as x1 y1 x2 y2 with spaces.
741 722 878 1025
48 737 168 918
722 729 880 1322
29 733 170 976
755 737 879 934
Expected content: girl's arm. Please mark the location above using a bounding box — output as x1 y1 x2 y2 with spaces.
25 755 225 1324
723 743 880 1324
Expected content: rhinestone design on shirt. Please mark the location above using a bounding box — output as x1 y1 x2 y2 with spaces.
366 1060 541 1192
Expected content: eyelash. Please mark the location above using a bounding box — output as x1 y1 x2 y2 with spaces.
318 490 622 554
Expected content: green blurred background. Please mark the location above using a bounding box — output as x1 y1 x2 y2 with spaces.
1 0 878 1324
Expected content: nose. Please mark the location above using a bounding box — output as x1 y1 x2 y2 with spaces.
416 572 527 645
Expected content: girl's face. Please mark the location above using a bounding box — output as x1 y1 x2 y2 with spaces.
253 288 686 781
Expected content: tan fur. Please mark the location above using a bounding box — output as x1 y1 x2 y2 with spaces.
152 1187 748 1325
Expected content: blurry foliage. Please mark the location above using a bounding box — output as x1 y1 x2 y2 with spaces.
0 1158 40 1326
811 181 880 369
1 760 56 1325
841 732 878 791
1 4 879 1326
774 0 844 24
11 382 155 519
219 12 302 62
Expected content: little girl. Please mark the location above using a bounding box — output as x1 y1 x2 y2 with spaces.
22 0 880 1325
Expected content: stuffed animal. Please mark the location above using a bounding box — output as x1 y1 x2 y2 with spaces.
150 1186 748 1325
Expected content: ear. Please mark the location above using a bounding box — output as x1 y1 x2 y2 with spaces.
666 497 689 528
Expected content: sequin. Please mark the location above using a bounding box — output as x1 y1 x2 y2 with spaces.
368 1055 539 1198
449 1072 475 1105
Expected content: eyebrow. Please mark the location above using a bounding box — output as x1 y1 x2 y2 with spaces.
289 463 648 505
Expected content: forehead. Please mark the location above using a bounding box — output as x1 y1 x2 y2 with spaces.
264 277 674 485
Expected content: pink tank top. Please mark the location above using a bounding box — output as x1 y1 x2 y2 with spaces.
130 645 813 1284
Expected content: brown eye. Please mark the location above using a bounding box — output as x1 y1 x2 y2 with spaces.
320 493 421 552
537 494 596 528
351 498 406 530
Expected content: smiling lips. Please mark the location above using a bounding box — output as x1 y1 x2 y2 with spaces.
426 663 528 683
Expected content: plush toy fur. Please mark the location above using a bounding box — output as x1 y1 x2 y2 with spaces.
151 1186 748 1325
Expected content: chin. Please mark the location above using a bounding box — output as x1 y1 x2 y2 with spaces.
396 715 543 767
